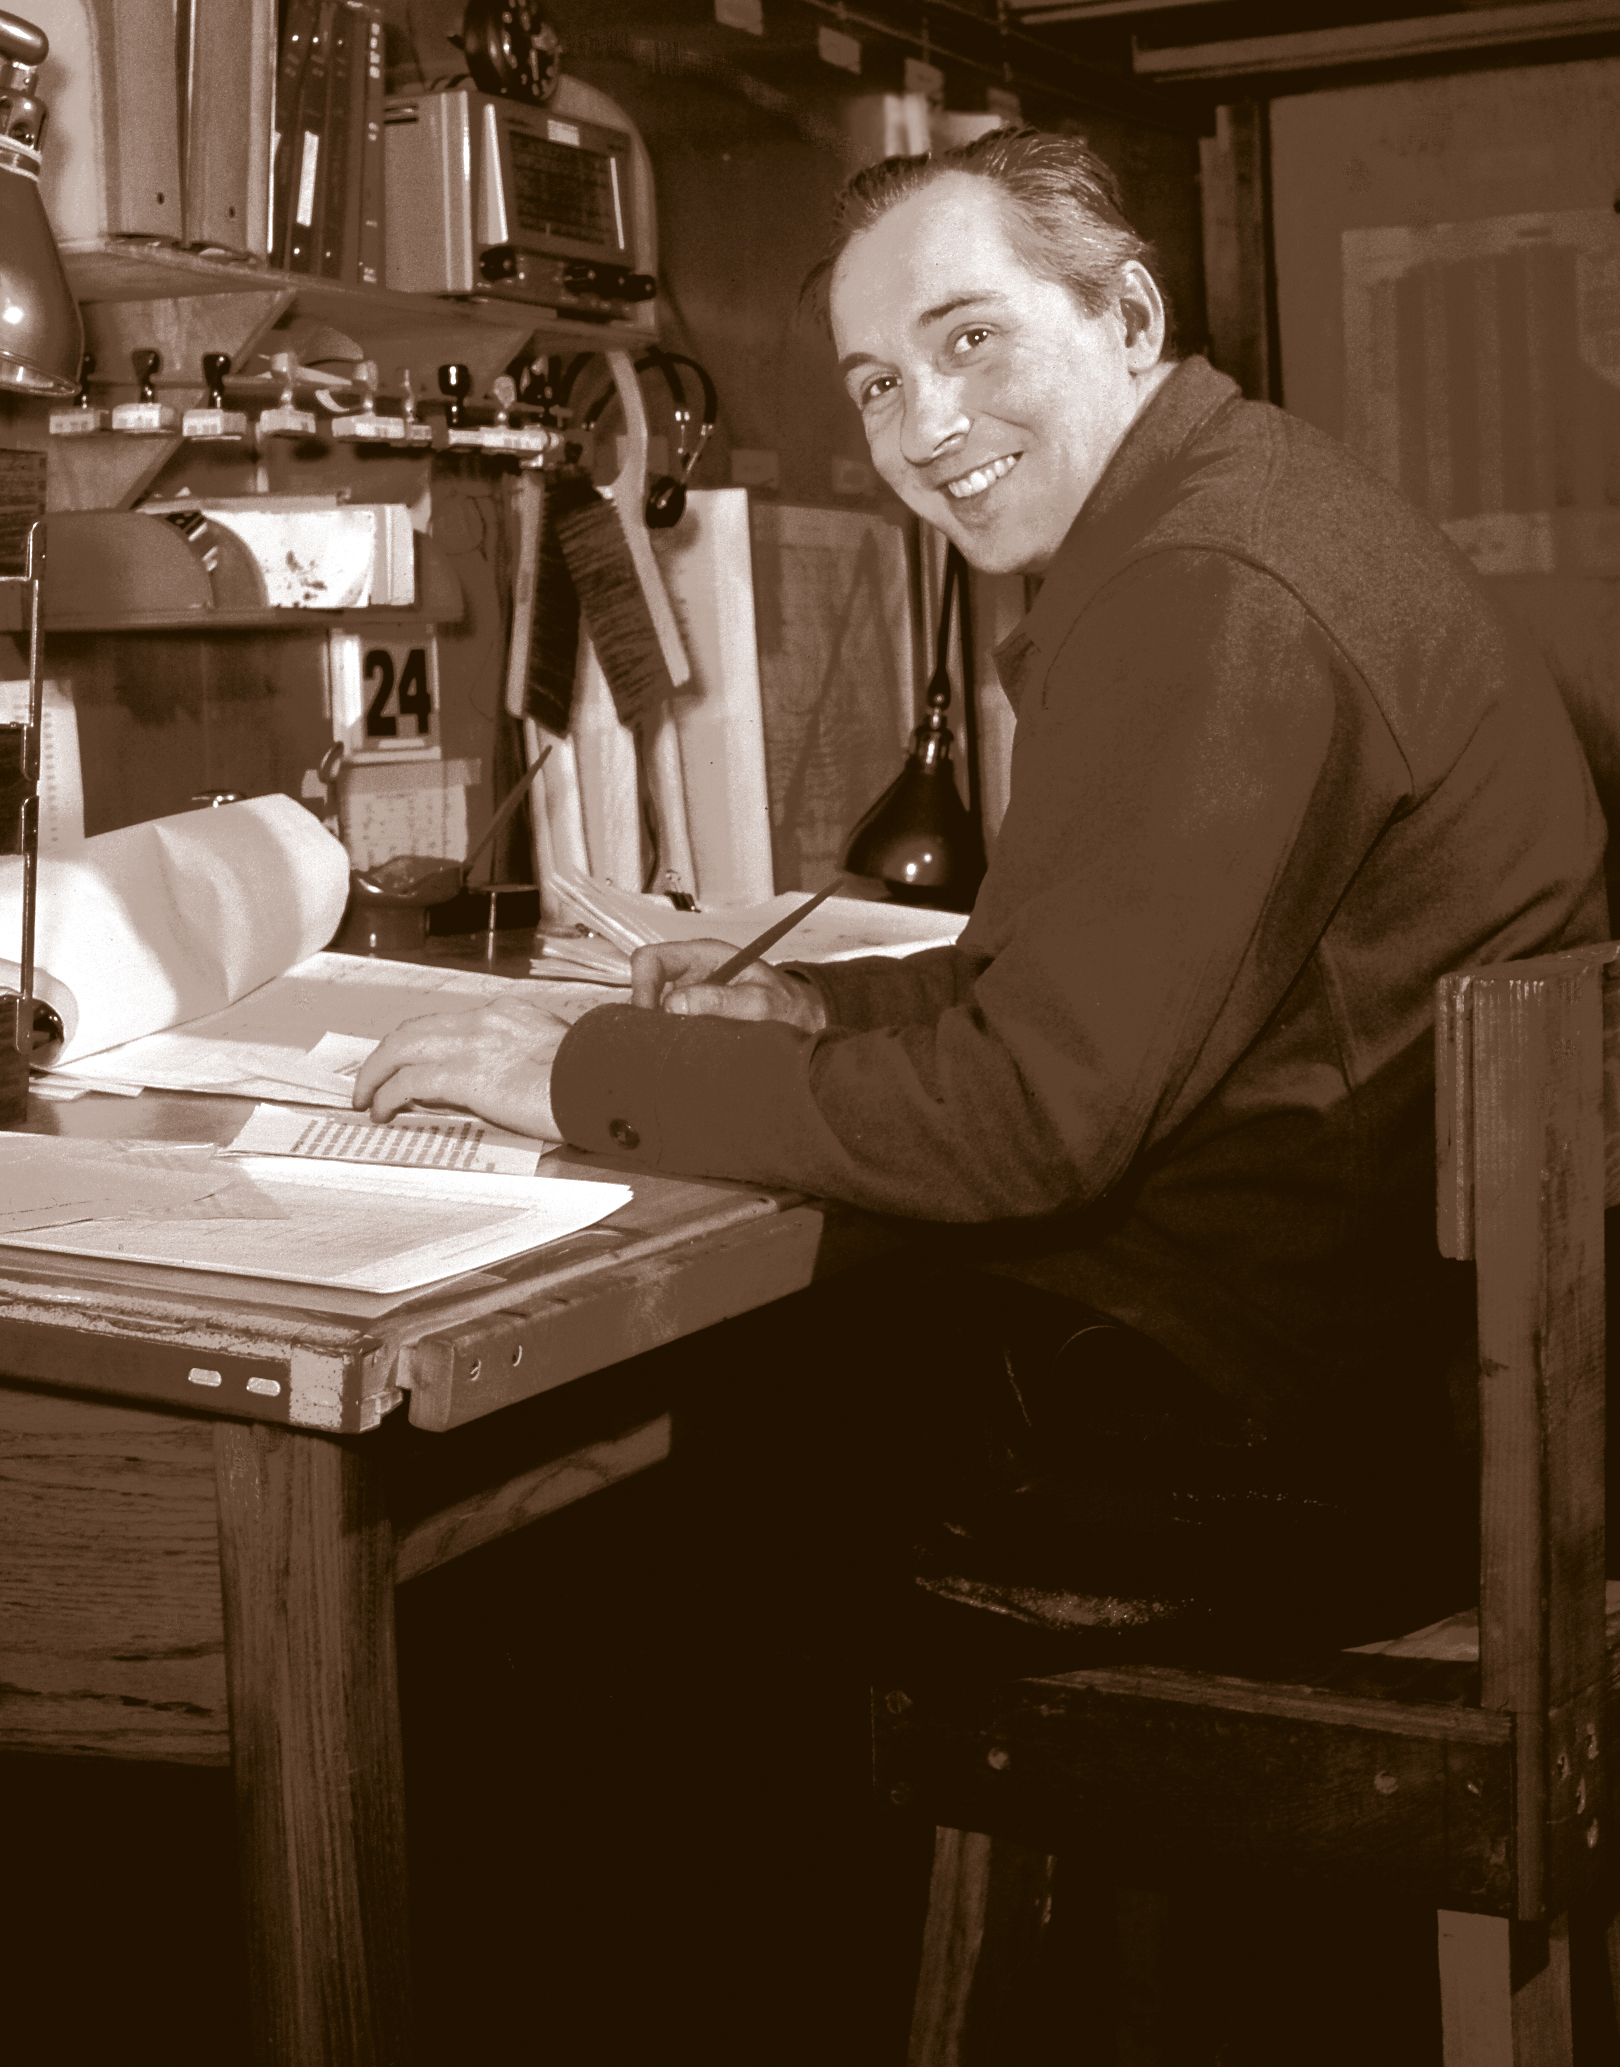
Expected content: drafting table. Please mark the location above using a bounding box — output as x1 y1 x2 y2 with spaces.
0 1078 898 2067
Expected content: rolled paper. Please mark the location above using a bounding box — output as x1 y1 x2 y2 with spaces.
0 794 350 1064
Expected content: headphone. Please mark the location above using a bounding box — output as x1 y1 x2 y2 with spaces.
576 348 719 529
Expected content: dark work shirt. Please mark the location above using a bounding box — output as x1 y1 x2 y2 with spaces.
552 357 1607 1442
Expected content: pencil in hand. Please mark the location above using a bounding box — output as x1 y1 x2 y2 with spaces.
704 880 844 987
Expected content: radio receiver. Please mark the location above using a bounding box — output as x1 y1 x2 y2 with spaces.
384 74 657 330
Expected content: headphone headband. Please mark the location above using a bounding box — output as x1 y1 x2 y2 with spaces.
580 349 719 468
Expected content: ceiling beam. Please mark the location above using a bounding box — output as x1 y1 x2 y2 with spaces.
787 0 1196 127
1019 0 1238 21
1133 0 1620 79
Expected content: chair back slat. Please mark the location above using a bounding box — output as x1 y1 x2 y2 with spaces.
1436 944 1611 1916
1607 966 1620 1211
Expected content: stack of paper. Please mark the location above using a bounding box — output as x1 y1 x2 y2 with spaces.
43 952 610 1104
540 868 969 981
223 1102 546 1177
0 1133 631 1297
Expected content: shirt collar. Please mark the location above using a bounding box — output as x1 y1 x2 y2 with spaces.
991 355 1240 698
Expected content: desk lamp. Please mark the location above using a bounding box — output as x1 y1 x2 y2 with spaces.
0 9 78 1123
0 12 82 399
843 543 986 912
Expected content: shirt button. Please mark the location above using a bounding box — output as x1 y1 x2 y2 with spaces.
608 1118 640 1149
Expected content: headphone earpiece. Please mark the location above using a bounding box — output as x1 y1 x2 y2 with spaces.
580 348 719 530
644 472 687 529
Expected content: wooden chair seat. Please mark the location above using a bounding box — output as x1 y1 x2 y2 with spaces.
877 946 1620 2065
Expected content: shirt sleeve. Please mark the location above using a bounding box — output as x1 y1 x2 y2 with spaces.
785 942 986 1030
550 550 1409 1220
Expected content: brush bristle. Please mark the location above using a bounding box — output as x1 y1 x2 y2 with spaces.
555 493 679 727
522 469 591 734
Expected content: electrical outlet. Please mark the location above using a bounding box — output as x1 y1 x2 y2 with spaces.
831 456 877 497
731 447 780 490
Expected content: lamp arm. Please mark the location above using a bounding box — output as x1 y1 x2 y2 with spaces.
17 516 43 1015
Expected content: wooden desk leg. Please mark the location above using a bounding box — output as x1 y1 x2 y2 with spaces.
214 1421 413 2067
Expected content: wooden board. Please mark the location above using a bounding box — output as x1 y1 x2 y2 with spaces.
0 1087 900 1431
875 1665 1517 1913
404 1196 890 1431
0 1384 229 1762
215 1418 412 2065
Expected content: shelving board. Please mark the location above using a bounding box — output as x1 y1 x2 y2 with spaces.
59 241 655 355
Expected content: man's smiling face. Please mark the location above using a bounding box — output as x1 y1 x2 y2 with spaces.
830 173 1162 577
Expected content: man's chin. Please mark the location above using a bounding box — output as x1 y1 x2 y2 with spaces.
933 521 1044 579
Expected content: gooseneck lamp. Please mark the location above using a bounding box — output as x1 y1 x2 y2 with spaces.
0 11 82 398
843 542 987 912
0 10 76 1123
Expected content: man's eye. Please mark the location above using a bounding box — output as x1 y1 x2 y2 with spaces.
858 373 898 407
951 327 993 357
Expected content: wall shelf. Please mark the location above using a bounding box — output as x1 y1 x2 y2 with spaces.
42 607 455 635
0 511 464 635
59 239 653 354
50 241 650 514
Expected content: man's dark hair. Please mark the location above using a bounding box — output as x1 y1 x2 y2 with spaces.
806 125 1173 347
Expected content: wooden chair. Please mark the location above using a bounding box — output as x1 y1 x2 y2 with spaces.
875 943 1620 2064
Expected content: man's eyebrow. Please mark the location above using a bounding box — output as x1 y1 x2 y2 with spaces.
837 292 1006 379
918 291 1003 328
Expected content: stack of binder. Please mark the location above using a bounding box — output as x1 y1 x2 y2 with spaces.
271 0 386 285
36 0 277 258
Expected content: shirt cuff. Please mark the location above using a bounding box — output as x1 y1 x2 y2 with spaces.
550 1000 820 1177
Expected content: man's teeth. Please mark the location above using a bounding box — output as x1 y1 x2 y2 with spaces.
945 454 1019 501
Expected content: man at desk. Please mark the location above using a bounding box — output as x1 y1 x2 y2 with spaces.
358 129 1606 1649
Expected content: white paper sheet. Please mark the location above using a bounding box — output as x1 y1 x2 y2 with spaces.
224 1102 544 1176
544 870 968 975
2 796 351 1064
44 951 611 1102
0 1148 633 1295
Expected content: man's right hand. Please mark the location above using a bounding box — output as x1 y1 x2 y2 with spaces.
629 940 828 1032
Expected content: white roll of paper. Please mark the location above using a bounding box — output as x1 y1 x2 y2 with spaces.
0 795 351 1064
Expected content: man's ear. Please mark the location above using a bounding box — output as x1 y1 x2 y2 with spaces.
1117 260 1167 371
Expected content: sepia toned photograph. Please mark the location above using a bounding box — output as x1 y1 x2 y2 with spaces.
1 1 1619 2061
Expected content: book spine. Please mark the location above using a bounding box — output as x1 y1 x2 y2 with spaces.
356 8 386 288
271 0 322 266
181 0 256 256
245 0 277 258
284 0 334 274
337 1 370 285
82 0 183 242
316 0 354 278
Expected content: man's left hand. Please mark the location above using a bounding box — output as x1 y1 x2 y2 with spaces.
352 996 569 1139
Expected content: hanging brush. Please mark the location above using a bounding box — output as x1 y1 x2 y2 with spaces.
501 457 592 899
554 349 697 900
505 457 594 737
553 349 692 727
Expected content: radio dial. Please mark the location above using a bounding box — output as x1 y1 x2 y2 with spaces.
562 261 656 302
457 1 561 107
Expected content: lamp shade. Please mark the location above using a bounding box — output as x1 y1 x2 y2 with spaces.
0 12 82 398
842 711 985 910
841 543 986 912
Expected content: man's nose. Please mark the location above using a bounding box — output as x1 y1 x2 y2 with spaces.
899 375 968 468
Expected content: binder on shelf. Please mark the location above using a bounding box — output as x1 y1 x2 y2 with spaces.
245 0 276 258
270 0 321 266
316 0 355 279
180 0 276 258
334 0 368 282
35 0 183 244
355 6 384 287
283 0 335 275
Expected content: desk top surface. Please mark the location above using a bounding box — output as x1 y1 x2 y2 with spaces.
0 1073 888 1435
